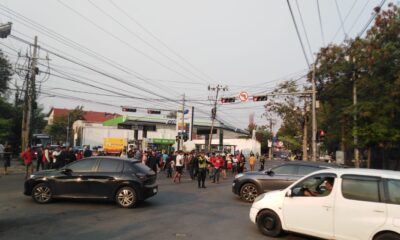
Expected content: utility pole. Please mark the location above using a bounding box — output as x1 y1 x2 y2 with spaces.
302 100 308 161
21 36 38 151
311 60 318 161
180 94 185 151
353 72 359 168
208 85 228 151
66 113 70 147
268 118 273 160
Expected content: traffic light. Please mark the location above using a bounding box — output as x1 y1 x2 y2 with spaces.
319 129 325 142
252 95 268 101
211 107 216 119
122 107 137 112
220 97 235 103
0 22 12 38
147 109 161 114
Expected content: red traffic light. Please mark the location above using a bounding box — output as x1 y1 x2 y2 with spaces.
147 109 161 114
253 95 268 101
220 97 235 103
122 107 137 112
320 130 325 136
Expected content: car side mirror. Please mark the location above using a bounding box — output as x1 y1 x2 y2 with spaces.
61 168 72 175
285 189 293 197
266 169 274 176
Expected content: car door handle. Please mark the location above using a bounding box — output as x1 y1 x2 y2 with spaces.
322 205 332 209
373 210 385 213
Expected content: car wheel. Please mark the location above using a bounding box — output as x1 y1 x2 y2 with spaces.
374 232 400 240
31 183 52 204
240 183 258 202
116 186 137 208
257 209 282 237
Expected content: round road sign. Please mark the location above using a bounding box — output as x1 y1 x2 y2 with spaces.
239 91 248 102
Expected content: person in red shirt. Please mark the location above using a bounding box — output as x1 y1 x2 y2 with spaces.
21 146 34 179
211 153 224 183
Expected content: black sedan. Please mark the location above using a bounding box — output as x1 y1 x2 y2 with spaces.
232 161 343 202
24 156 158 208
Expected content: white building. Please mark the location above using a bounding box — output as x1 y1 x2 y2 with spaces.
73 115 260 155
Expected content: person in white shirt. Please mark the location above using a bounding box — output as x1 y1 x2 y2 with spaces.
173 151 184 183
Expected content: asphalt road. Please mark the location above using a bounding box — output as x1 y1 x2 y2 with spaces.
0 161 318 240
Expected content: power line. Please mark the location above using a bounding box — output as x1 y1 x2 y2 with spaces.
87 0 212 85
286 0 311 68
330 0 359 42
334 0 349 40
348 0 371 34
56 0 204 85
0 5 203 97
108 0 218 85
316 0 325 46
295 0 314 62
357 0 386 37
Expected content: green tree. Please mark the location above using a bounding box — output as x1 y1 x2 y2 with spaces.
0 50 14 144
266 80 305 153
313 4 400 168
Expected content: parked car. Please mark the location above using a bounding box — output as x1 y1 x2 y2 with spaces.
250 168 400 240
24 156 158 208
232 161 343 202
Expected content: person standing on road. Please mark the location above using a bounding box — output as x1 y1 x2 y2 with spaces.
173 150 184 183
56 147 67 169
35 146 44 171
83 146 92 158
52 146 61 169
21 146 34 179
195 152 208 188
0 143 4 162
211 153 224 184
249 153 256 171
187 151 195 180
43 144 51 169
65 147 77 165
3 144 12 175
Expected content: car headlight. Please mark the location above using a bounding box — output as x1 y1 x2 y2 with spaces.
254 193 265 202
235 173 244 179
29 174 35 179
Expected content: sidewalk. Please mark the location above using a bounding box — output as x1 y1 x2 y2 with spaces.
0 158 25 175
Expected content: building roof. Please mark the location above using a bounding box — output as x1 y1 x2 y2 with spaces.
102 115 249 135
49 108 120 123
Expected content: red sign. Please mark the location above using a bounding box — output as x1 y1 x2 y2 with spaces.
239 91 248 102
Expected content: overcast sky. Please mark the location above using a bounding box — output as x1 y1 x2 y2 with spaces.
0 0 390 131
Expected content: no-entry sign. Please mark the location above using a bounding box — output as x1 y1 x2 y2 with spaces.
239 91 248 102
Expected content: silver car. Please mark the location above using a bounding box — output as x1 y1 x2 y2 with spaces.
232 161 343 202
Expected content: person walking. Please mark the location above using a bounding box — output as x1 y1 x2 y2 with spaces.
187 152 195 180
56 147 67 169
173 150 184 183
21 146 34 179
35 146 45 171
211 153 224 183
3 144 12 175
65 147 77 165
249 153 256 171
43 144 51 169
83 146 92 158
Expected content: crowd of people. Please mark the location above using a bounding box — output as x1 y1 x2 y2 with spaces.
15 143 268 184
123 147 267 189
